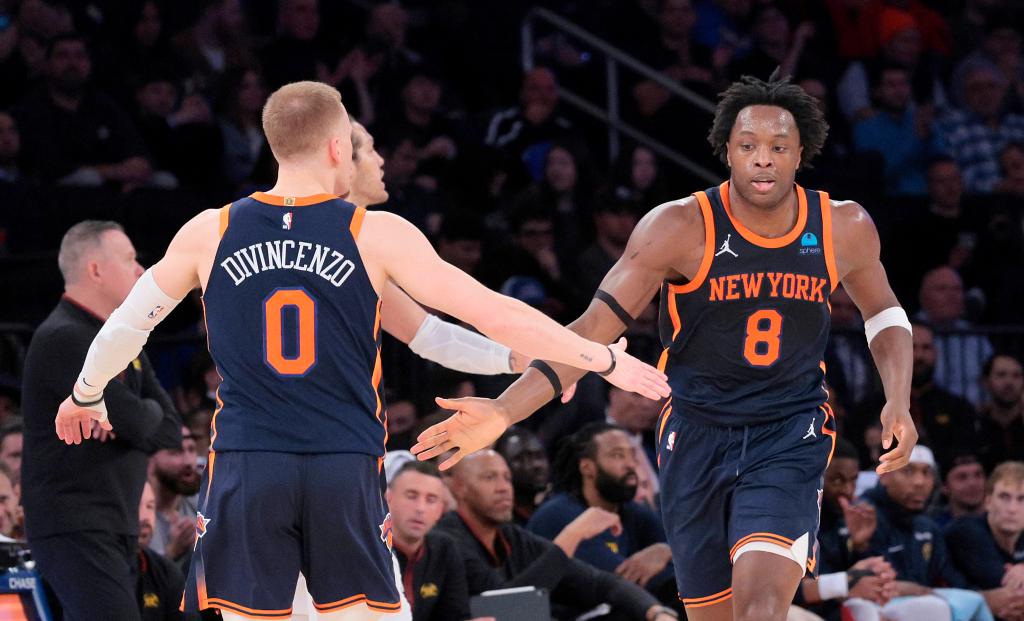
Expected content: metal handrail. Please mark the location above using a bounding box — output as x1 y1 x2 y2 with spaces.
522 7 719 184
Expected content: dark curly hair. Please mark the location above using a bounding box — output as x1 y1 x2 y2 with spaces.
552 422 621 496
707 72 829 169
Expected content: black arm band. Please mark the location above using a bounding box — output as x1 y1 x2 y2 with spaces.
594 290 634 326
528 360 563 397
71 391 104 408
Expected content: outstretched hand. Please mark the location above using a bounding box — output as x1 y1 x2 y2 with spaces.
602 337 671 401
55 395 113 445
411 397 511 470
876 402 917 474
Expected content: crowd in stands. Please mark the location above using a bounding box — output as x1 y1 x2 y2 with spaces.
0 0 1023 619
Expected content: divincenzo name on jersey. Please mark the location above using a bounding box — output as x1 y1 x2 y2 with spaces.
219 240 356 287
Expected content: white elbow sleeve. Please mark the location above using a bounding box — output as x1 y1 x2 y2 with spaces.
408 314 513 375
863 306 912 346
76 269 183 397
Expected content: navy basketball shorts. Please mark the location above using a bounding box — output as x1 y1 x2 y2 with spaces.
656 404 836 610
183 451 401 619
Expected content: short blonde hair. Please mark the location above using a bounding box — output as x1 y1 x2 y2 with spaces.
988 461 1024 496
262 81 346 159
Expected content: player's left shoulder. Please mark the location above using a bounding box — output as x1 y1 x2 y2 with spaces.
827 198 879 249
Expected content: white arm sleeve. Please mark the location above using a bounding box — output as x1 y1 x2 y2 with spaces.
75 269 183 400
408 314 514 375
863 306 912 346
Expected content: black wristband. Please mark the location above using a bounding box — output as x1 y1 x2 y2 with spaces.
594 290 635 326
71 391 104 408
597 346 616 377
847 569 875 590
528 360 563 397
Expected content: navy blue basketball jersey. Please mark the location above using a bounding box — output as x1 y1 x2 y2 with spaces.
202 192 386 455
658 182 838 426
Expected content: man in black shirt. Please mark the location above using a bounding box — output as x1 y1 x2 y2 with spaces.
437 450 677 621
387 461 471 621
13 33 152 188
21 221 181 620
138 482 184 621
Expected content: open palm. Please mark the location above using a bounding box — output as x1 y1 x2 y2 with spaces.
410 397 511 470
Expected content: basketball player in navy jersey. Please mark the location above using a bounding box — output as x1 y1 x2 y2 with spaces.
52 81 670 621
412 74 919 621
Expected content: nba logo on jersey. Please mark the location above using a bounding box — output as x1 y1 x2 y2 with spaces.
666 431 676 451
282 212 293 230
379 513 393 549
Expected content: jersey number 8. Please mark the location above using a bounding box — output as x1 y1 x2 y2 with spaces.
263 288 317 376
743 309 782 367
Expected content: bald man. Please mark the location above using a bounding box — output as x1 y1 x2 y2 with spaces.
435 451 677 621
915 266 992 405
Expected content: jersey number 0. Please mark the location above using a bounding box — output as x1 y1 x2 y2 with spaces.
263 288 317 376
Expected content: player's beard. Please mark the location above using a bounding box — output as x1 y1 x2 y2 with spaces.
157 468 202 497
595 467 638 505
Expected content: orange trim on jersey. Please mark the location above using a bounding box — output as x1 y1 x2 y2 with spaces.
249 192 337 206
821 404 837 466
720 181 808 249
350 206 367 240
203 450 217 505
218 204 231 237
672 192 716 295
819 191 839 291
681 587 733 608
313 594 403 613
656 399 673 445
371 299 387 450
656 348 669 372
205 598 292 619
807 555 817 573
730 532 794 559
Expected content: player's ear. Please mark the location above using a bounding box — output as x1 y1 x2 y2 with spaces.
579 458 595 479
797 145 803 169
725 145 732 169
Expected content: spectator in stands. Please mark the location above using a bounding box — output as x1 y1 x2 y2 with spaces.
945 461 1024 620
796 438 903 620
484 68 575 179
938 57 1024 193
437 450 678 621
852 63 943 195
170 0 252 95
825 286 878 412
632 0 716 119
607 384 662 471
489 209 566 318
976 354 1024 467
0 377 18 424
185 405 213 458
436 211 484 277
837 8 947 124
137 482 185 621
575 194 641 309
861 446 992 616
609 144 671 209
101 1 182 104
916 268 994 406
933 451 987 528
995 142 1024 197
0 420 22 484
377 67 458 185
726 4 817 83
20 221 181 619
217 65 269 193
132 70 221 190
0 462 19 538
387 461 471 621
0 111 21 183
529 423 675 602
147 425 200 564
956 13 1024 114
378 136 440 233
259 0 340 93
509 142 594 257
494 427 551 526
13 33 153 188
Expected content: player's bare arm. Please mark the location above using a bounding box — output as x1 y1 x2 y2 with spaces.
357 209 670 399
54 208 221 444
411 198 704 468
831 199 916 474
